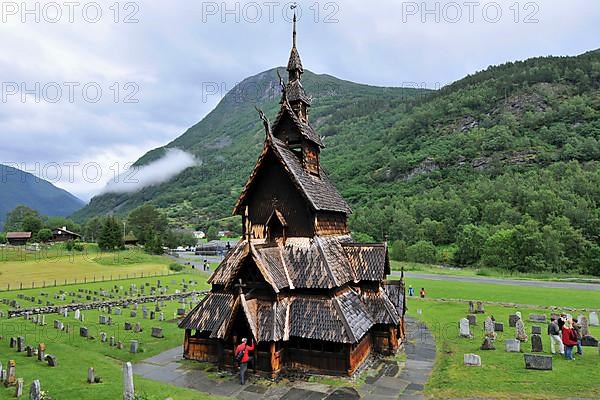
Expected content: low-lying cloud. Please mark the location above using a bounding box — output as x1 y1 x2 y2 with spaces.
100 148 198 195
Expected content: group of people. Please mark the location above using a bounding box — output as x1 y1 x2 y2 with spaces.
547 314 584 360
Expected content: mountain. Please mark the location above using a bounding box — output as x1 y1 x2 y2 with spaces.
73 69 427 226
0 165 85 229
75 50 600 274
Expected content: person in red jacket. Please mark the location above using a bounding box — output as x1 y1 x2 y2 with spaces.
236 338 254 384
561 320 577 360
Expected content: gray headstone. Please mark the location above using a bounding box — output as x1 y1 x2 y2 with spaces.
100 332 107 342
476 301 485 314
463 353 481 366
505 339 521 352
531 334 543 352
37 343 45 361
467 314 476 326
151 327 164 338
15 377 23 397
88 367 95 384
509 314 519 327
129 340 139 354
468 301 475 314
29 380 41 400
134 323 142 333
110 336 116 347
581 336 598 347
529 314 546 323
524 354 552 370
459 318 471 338
480 337 495 350
579 316 590 337
494 322 504 332
45 354 58 367
531 326 542 335
80 327 89 337
123 362 135 400
590 312 599 326
484 317 496 339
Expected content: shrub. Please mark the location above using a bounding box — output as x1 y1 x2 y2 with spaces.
169 263 183 272
390 240 407 261
405 241 438 264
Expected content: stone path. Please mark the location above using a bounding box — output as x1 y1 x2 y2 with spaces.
134 317 435 399
394 272 600 291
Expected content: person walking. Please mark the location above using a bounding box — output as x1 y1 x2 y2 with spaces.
419 288 426 298
235 338 254 385
408 285 414 297
573 318 583 356
548 317 564 355
561 320 577 361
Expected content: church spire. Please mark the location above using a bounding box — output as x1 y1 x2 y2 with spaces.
287 8 303 81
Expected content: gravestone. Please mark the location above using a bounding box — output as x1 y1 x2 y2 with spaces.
516 319 528 342
524 354 552 370
468 301 475 314
531 334 543 352
151 327 164 338
123 362 135 400
581 336 599 347
9 337 16 348
480 337 495 350
459 318 472 338
117 341 124 350
505 339 521 352
509 314 519 328
494 322 504 332
29 380 41 400
580 316 590 337
74 309 80 320
150 311 155 320
531 326 542 335
115 308 122 316
17 336 25 352
476 301 485 314
46 354 58 367
130 311 137 318
5 360 16 386
159 313 164 322
80 327 89 338
15 378 23 397
110 336 116 347
134 323 142 333
467 314 476 326
130 340 138 354
26 346 34 357
516 311 522 320
529 314 546 323
99 315 107 325
100 332 107 343
463 353 481 366
177 308 186 316
124 322 132 331
88 367 95 384
484 317 496 340
37 344 45 361
590 312 599 326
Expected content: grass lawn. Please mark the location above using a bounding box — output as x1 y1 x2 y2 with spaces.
404 276 599 309
0 247 173 290
0 272 220 400
407 298 600 399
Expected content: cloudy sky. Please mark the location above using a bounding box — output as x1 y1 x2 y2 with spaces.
0 0 598 201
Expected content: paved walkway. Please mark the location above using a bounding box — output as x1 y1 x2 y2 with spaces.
393 272 600 291
133 317 435 399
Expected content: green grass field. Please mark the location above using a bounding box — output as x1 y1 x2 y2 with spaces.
0 246 172 290
407 298 600 399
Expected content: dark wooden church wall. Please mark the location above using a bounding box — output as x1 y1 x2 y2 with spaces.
245 153 314 238
315 211 349 235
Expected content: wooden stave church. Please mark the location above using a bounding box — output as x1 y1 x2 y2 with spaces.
179 15 406 377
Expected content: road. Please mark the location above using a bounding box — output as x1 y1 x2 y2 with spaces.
393 272 600 291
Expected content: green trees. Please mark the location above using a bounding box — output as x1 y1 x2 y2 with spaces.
0 232 6 244
4 206 41 232
206 226 219 242
127 205 168 245
405 241 438 264
37 228 53 242
97 217 124 251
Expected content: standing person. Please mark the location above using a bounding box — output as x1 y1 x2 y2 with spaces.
419 288 426 298
235 338 254 385
573 318 583 356
548 317 564 355
561 320 577 361
408 285 414 297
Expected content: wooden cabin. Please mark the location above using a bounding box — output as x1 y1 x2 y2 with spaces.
6 232 32 246
52 227 81 242
179 15 406 377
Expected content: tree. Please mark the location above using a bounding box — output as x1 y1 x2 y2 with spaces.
37 228 52 242
0 232 6 244
454 224 489 266
127 205 168 245
4 206 41 232
144 233 164 255
405 241 438 264
22 215 43 236
98 217 124 251
390 240 407 261
206 226 219 242
84 217 103 242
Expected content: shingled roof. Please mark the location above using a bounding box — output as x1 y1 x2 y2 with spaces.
272 99 322 146
178 292 237 338
233 136 350 216
208 236 388 292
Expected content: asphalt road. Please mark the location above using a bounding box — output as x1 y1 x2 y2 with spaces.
392 271 600 291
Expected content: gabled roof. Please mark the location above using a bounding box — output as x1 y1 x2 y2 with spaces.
272 99 322 147
52 227 81 237
233 136 350 216
208 236 388 292
7 232 32 239
286 80 311 105
180 286 401 344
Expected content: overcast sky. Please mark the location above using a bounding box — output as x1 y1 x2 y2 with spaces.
0 0 598 201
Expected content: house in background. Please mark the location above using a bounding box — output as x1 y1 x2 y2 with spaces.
193 231 206 240
51 226 81 242
7 232 32 246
